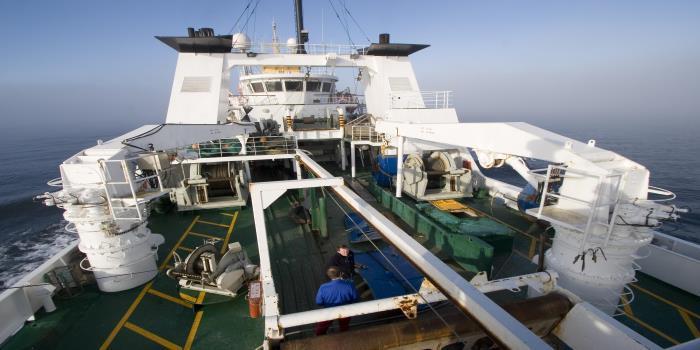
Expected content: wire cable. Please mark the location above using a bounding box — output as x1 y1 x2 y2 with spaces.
326 0 355 46
227 0 256 34
0 267 162 291
319 186 465 342
339 0 371 43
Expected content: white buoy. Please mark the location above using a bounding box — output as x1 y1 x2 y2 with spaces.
231 33 251 52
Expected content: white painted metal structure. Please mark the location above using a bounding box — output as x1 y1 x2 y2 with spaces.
13 27 692 349
252 151 551 349
40 124 258 292
164 49 456 130
374 120 683 314
0 242 78 344
636 231 700 296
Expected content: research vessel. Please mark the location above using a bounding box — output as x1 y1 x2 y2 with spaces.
2 2 699 349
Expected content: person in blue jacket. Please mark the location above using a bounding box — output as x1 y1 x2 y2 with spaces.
314 266 359 335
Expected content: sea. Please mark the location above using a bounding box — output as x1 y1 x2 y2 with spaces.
0 122 698 288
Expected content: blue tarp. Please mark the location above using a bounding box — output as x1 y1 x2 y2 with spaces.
344 212 381 243
372 154 398 188
354 246 424 299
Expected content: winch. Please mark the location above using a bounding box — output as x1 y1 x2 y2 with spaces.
401 150 472 201
166 241 259 297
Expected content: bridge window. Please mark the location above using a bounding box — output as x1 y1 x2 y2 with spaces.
321 82 333 92
284 80 303 91
265 80 283 92
250 82 265 93
306 81 321 92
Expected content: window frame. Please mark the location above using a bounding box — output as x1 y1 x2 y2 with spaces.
284 80 303 92
264 80 283 92
305 81 322 92
250 81 265 93
321 82 333 93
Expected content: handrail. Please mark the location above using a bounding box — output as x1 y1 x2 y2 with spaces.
644 186 677 202
390 91 453 109
185 135 298 160
229 93 364 106
234 42 368 55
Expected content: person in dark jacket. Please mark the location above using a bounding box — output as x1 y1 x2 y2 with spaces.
326 244 366 279
314 266 359 335
289 201 311 225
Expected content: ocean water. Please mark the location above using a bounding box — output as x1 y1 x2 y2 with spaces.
0 122 698 287
0 130 122 288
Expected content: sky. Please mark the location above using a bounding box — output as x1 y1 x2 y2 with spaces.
0 0 698 137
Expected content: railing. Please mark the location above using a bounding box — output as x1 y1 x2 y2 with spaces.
349 125 382 143
344 114 382 143
228 93 364 107
229 94 278 107
530 165 624 251
99 153 173 221
235 42 368 55
323 94 363 105
185 135 298 159
390 91 454 109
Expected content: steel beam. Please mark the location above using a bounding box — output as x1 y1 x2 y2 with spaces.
296 150 552 350
277 271 557 329
395 136 404 197
249 177 345 340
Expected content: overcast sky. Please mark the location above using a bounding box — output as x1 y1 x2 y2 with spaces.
0 0 698 137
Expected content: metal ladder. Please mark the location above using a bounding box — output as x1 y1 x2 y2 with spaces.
98 155 166 221
530 164 625 251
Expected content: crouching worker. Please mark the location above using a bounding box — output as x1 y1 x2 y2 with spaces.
289 201 311 225
314 266 359 335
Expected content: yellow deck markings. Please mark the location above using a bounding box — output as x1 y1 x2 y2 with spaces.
620 294 634 317
189 231 221 240
124 322 183 350
184 292 207 350
148 289 193 308
197 219 231 228
220 211 239 254
631 283 700 319
179 292 198 303
99 280 155 350
159 216 202 270
679 310 700 338
100 215 199 350
618 309 680 345
100 213 239 350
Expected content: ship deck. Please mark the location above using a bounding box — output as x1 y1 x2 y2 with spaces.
2 168 699 349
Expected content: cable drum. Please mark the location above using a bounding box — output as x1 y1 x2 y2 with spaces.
202 163 237 197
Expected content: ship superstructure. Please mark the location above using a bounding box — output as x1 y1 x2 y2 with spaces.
1 2 699 349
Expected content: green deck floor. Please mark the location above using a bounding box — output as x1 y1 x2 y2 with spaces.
3 163 699 349
3 209 264 350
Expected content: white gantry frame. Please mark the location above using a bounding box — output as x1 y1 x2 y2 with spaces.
250 150 551 349
250 176 345 341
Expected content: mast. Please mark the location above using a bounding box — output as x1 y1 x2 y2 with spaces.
293 0 307 53
272 19 280 53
